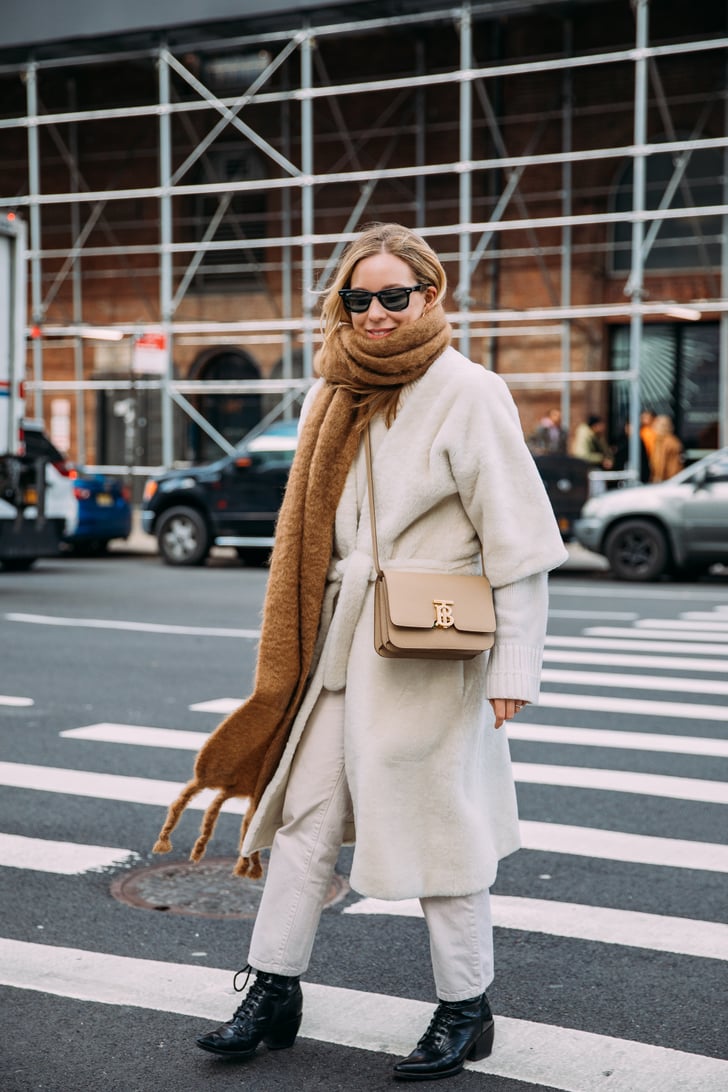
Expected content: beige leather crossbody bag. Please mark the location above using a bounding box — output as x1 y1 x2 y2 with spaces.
365 427 496 660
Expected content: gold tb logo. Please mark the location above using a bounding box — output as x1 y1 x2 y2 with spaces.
433 599 455 629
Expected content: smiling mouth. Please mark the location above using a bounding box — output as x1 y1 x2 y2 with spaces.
366 328 395 338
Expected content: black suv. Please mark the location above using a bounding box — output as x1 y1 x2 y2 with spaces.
141 420 298 565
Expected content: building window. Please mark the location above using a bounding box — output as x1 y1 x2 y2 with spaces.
610 145 722 274
610 322 720 456
190 146 267 292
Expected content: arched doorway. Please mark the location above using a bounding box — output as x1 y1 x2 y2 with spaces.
187 347 262 462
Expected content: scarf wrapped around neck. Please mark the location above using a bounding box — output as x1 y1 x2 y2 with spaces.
153 305 451 877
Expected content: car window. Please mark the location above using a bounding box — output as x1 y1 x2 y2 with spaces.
704 453 728 483
250 447 296 471
23 427 65 463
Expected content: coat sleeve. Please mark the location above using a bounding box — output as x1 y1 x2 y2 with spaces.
485 571 548 703
439 365 568 588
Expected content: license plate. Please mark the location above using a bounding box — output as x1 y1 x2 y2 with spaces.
24 487 38 504
96 493 113 506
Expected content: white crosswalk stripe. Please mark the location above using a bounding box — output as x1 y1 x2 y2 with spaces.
3 598 727 1088
1 760 725 871
0 694 33 707
0 833 138 874
537 692 728 720
2 939 727 1092
63 720 728 759
345 894 728 961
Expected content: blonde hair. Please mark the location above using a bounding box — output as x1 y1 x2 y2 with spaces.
320 222 447 341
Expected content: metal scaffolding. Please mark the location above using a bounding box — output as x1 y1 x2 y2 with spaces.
0 0 726 475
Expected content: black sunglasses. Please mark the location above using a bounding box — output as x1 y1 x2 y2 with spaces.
338 284 429 314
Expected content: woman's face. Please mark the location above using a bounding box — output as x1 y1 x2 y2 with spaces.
348 252 437 340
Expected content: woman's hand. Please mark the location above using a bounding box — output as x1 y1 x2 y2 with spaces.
489 698 529 729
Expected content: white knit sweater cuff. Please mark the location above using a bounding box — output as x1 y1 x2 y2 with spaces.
484 571 548 704
485 643 543 705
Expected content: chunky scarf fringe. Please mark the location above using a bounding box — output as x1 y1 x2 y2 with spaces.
153 306 451 877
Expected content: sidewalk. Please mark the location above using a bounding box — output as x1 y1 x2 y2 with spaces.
112 509 609 572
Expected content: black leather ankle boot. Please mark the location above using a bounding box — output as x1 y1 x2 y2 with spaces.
196 968 303 1059
392 993 494 1081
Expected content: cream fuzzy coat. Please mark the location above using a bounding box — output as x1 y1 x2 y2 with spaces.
243 347 568 899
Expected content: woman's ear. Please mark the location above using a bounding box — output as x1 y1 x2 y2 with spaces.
423 285 438 310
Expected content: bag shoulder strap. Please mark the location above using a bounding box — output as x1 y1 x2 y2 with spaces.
364 425 383 577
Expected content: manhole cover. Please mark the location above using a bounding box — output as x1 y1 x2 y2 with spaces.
111 857 349 919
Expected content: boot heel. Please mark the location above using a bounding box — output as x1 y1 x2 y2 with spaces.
467 1019 494 1061
264 1013 302 1050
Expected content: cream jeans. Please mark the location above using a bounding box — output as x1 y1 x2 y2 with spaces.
248 689 494 1002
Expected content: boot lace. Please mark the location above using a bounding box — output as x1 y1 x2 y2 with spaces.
418 1003 461 1048
231 965 268 1019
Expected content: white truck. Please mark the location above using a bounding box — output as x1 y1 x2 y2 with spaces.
0 215 76 569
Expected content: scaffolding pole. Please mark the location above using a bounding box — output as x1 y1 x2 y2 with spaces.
722 44 728 449
627 0 649 476
561 19 573 432
159 46 175 468
457 3 473 358
300 27 315 378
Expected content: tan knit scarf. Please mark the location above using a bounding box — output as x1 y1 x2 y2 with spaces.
153 304 451 877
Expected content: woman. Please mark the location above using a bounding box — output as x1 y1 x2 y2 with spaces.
649 414 684 482
154 223 567 1081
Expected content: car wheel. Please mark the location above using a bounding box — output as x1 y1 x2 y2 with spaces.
156 507 211 566
604 519 669 581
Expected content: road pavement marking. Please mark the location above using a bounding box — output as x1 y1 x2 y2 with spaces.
584 626 728 643
197 692 728 723
544 648 728 673
0 762 246 815
0 694 33 707
551 584 728 602
546 634 728 656
66 721 728 760
548 610 639 620
4 612 260 639
59 726 728 804
62 724 211 749
636 618 728 633
507 722 728 758
2 762 726 871
513 763 728 805
682 611 728 621
2 939 727 1092
0 833 138 874
538 692 728 721
190 698 241 714
345 894 728 961
519 820 728 872
542 668 728 696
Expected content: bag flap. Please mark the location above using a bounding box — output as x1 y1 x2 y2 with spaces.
381 570 495 634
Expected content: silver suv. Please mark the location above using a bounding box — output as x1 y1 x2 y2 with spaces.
574 448 728 580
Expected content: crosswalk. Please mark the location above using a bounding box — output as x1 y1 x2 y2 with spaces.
2 596 728 1089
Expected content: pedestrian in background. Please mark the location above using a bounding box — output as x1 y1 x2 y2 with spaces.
639 409 657 463
155 222 567 1082
649 414 684 482
528 407 568 455
612 421 651 484
571 414 613 469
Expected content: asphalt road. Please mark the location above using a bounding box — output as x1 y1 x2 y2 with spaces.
1 549 727 1092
